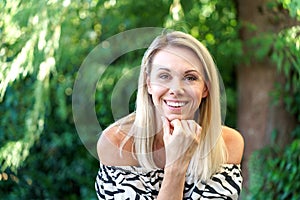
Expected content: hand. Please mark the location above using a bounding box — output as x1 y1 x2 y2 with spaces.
161 117 202 172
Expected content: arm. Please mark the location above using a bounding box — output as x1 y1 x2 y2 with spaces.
97 126 138 166
222 126 244 164
96 120 201 200
157 168 186 200
157 118 202 200
157 125 245 200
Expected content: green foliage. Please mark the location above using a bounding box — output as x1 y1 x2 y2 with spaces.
0 0 61 173
248 138 300 200
0 0 243 198
2 0 299 198
245 1 300 199
96 62 140 129
278 0 300 20
1 0 298 198
0 0 103 198
245 26 300 121
271 26 300 121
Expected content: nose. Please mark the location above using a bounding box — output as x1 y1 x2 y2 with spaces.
169 78 184 95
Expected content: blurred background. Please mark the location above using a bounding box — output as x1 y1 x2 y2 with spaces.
0 0 299 199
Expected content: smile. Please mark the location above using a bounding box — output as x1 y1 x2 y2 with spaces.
164 100 187 108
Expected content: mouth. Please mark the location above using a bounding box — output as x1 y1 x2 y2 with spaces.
164 100 187 108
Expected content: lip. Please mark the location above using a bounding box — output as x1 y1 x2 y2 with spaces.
164 100 188 110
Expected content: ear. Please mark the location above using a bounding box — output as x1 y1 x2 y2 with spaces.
202 84 208 98
146 76 153 95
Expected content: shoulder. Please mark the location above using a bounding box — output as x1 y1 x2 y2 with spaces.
221 126 244 164
97 125 138 166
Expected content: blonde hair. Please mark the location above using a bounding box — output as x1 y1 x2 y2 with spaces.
114 31 227 181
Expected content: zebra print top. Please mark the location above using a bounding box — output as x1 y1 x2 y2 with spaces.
95 162 242 200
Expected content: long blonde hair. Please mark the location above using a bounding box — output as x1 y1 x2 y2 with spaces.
115 31 227 181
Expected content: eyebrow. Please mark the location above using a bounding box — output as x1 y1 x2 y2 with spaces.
157 68 200 74
184 69 200 74
157 67 171 72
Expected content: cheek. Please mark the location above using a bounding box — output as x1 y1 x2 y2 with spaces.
191 90 204 107
149 84 168 103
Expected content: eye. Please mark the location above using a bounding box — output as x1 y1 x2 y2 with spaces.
159 73 171 80
184 75 198 81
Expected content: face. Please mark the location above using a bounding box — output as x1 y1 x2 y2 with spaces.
147 46 208 121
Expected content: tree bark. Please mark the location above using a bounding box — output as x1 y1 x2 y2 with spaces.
236 0 298 189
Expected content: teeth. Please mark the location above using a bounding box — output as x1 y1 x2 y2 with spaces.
166 101 186 107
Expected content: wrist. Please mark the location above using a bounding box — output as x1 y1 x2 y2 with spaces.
164 163 188 177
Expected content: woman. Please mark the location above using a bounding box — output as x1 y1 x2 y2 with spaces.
95 31 244 199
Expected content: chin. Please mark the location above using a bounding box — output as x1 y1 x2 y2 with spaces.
165 115 191 121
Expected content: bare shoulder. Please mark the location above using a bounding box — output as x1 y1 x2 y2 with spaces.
222 126 244 164
97 125 138 166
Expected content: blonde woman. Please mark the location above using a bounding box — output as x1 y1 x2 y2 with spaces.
96 31 244 199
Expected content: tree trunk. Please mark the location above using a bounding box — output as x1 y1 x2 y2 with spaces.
236 0 297 188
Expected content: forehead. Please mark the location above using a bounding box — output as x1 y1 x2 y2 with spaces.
151 46 202 71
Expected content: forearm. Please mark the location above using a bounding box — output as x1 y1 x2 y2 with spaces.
156 119 200 199
157 165 187 200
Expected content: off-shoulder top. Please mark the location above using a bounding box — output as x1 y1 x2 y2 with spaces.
95 162 242 200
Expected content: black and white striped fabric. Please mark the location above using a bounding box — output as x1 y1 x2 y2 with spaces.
95 163 242 200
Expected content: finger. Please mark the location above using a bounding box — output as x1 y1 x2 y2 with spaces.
170 119 182 135
186 120 197 134
180 120 191 136
184 120 201 144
